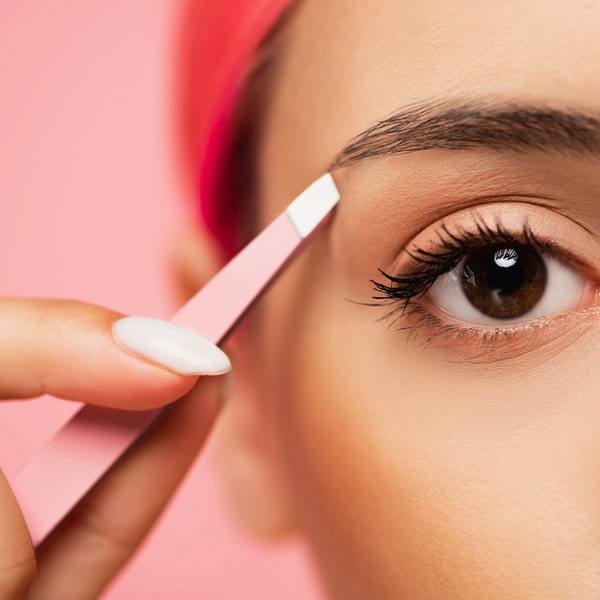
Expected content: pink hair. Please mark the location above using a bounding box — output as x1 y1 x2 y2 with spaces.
180 0 294 255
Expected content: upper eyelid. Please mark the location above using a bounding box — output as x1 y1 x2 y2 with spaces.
385 202 599 277
403 218 543 265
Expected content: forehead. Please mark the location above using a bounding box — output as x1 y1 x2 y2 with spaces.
262 0 600 181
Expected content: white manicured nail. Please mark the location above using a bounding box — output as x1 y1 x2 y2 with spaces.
113 316 231 376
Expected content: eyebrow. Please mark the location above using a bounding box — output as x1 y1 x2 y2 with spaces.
330 100 600 169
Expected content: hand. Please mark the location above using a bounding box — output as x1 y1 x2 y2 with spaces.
0 298 229 600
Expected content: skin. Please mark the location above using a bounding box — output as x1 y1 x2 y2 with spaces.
210 1 600 598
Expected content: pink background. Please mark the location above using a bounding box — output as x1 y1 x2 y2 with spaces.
0 1 322 598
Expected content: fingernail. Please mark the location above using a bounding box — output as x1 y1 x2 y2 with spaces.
112 316 231 376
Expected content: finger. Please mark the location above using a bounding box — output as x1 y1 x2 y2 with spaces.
30 375 225 600
0 471 36 599
0 298 229 409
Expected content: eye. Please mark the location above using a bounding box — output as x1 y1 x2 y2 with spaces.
427 243 587 326
369 207 600 353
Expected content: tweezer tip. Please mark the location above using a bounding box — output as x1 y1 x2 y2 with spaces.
285 173 341 238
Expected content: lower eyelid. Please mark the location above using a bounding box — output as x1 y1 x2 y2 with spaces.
394 300 600 364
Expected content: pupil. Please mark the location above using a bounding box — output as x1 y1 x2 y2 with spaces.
488 248 524 296
461 244 547 319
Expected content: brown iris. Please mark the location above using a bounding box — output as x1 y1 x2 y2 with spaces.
460 243 547 319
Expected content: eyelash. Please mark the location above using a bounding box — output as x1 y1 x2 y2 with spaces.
370 218 574 347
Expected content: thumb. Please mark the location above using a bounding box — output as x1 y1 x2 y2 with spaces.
0 298 230 409
0 470 35 599
30 374 228 600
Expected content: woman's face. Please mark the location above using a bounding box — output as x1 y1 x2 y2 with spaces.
244 1 600 597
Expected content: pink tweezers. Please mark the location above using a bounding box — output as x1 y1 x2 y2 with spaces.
10 173 340 547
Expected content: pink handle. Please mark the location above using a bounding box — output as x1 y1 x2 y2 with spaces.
171 211 300 337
